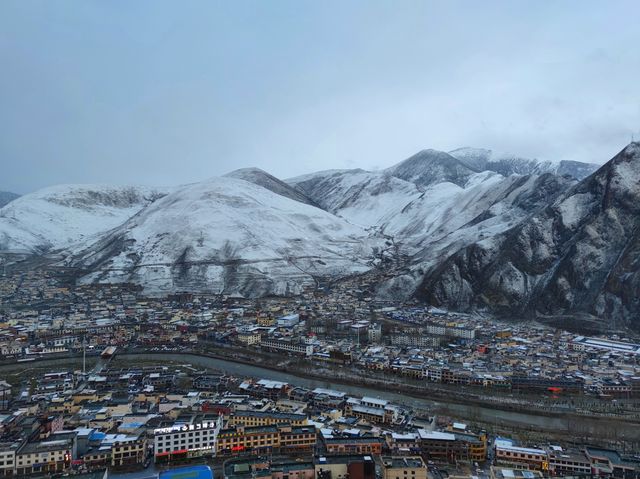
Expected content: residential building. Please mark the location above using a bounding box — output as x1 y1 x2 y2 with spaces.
381 456 427 479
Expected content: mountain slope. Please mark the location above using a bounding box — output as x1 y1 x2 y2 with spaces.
0 185 167 253
449 147 599 180
419 142 640 330
372 171 574 300
287 169 422 227
224 167 318 207
385 149 479 188
381 172 573 251
555 160 601 180
0 191 19 208
68 177 377 296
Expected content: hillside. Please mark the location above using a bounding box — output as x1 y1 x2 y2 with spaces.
67 177 377 296
419 142 640 330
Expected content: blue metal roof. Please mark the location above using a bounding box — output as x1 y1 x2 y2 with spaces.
159 465 213 479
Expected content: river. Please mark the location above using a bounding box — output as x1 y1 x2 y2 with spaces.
118 353 580 431
1 352 636 443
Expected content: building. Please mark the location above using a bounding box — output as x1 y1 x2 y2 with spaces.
153 416 223 463
257 316 276 327
585 447 640 478
390 334 441 349
381 457 427 479
14 434 75 476
385 433 420 455
260 338 313 356
0 381 11 410
494 441 547 471
368 324 382 343
315 455 375 479
237 330 261 346
489 467 543 479
224 457 314 479
217 425 279 455
344 398 395 425
227 410 307 428
216 424 316 455
277 314 300 328
571 337 640 355
278 425 317 452
547 448 591 477
0 442 19 477
104 433 146 468
418 430 487 463
322 437 384 455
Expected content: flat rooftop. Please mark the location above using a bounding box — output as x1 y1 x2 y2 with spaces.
382 456 425 469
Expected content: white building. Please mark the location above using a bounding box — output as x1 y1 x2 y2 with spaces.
260 338 313 356
153 416 223 461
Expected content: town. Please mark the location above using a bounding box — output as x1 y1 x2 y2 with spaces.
0 261 639 478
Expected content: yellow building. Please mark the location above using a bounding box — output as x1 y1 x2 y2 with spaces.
257 316 276 327
217 425 280 454
217 424 316 455
227 411 307 427
237 331 261 346
382 457 427 479
110 436 147 467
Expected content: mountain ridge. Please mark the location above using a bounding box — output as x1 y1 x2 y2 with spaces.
0 191 20 209
0 143 636 330
418 142 640 330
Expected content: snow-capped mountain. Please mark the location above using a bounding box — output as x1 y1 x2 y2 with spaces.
0 191 19 209
224 167 318 207
367 171 573 301
0 185 168 253
381 171 573 253
554 160 601 180
4 142 637 331
287 169 422 227
449 147 599 180
419 142 640 331
385 149 479 188
68 177 377 296
288 155 573 279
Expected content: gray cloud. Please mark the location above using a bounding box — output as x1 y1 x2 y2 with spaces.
1 0 639 193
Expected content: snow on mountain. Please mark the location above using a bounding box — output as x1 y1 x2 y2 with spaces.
373 171 574 300
2 141 625 331
287 156 575 304
224 167 318 207
555 160 601 180
449 147 599 180
0 191 19 208
287 169 422 227
0 184 168 253
385 149 479 188
419 142 640 331
379 172 506 241
68 177 378 296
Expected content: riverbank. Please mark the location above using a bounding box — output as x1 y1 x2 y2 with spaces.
112 350 640 446
122 347 639 419
2 349 638 446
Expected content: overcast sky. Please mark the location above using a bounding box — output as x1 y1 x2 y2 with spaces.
1 1 639 194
